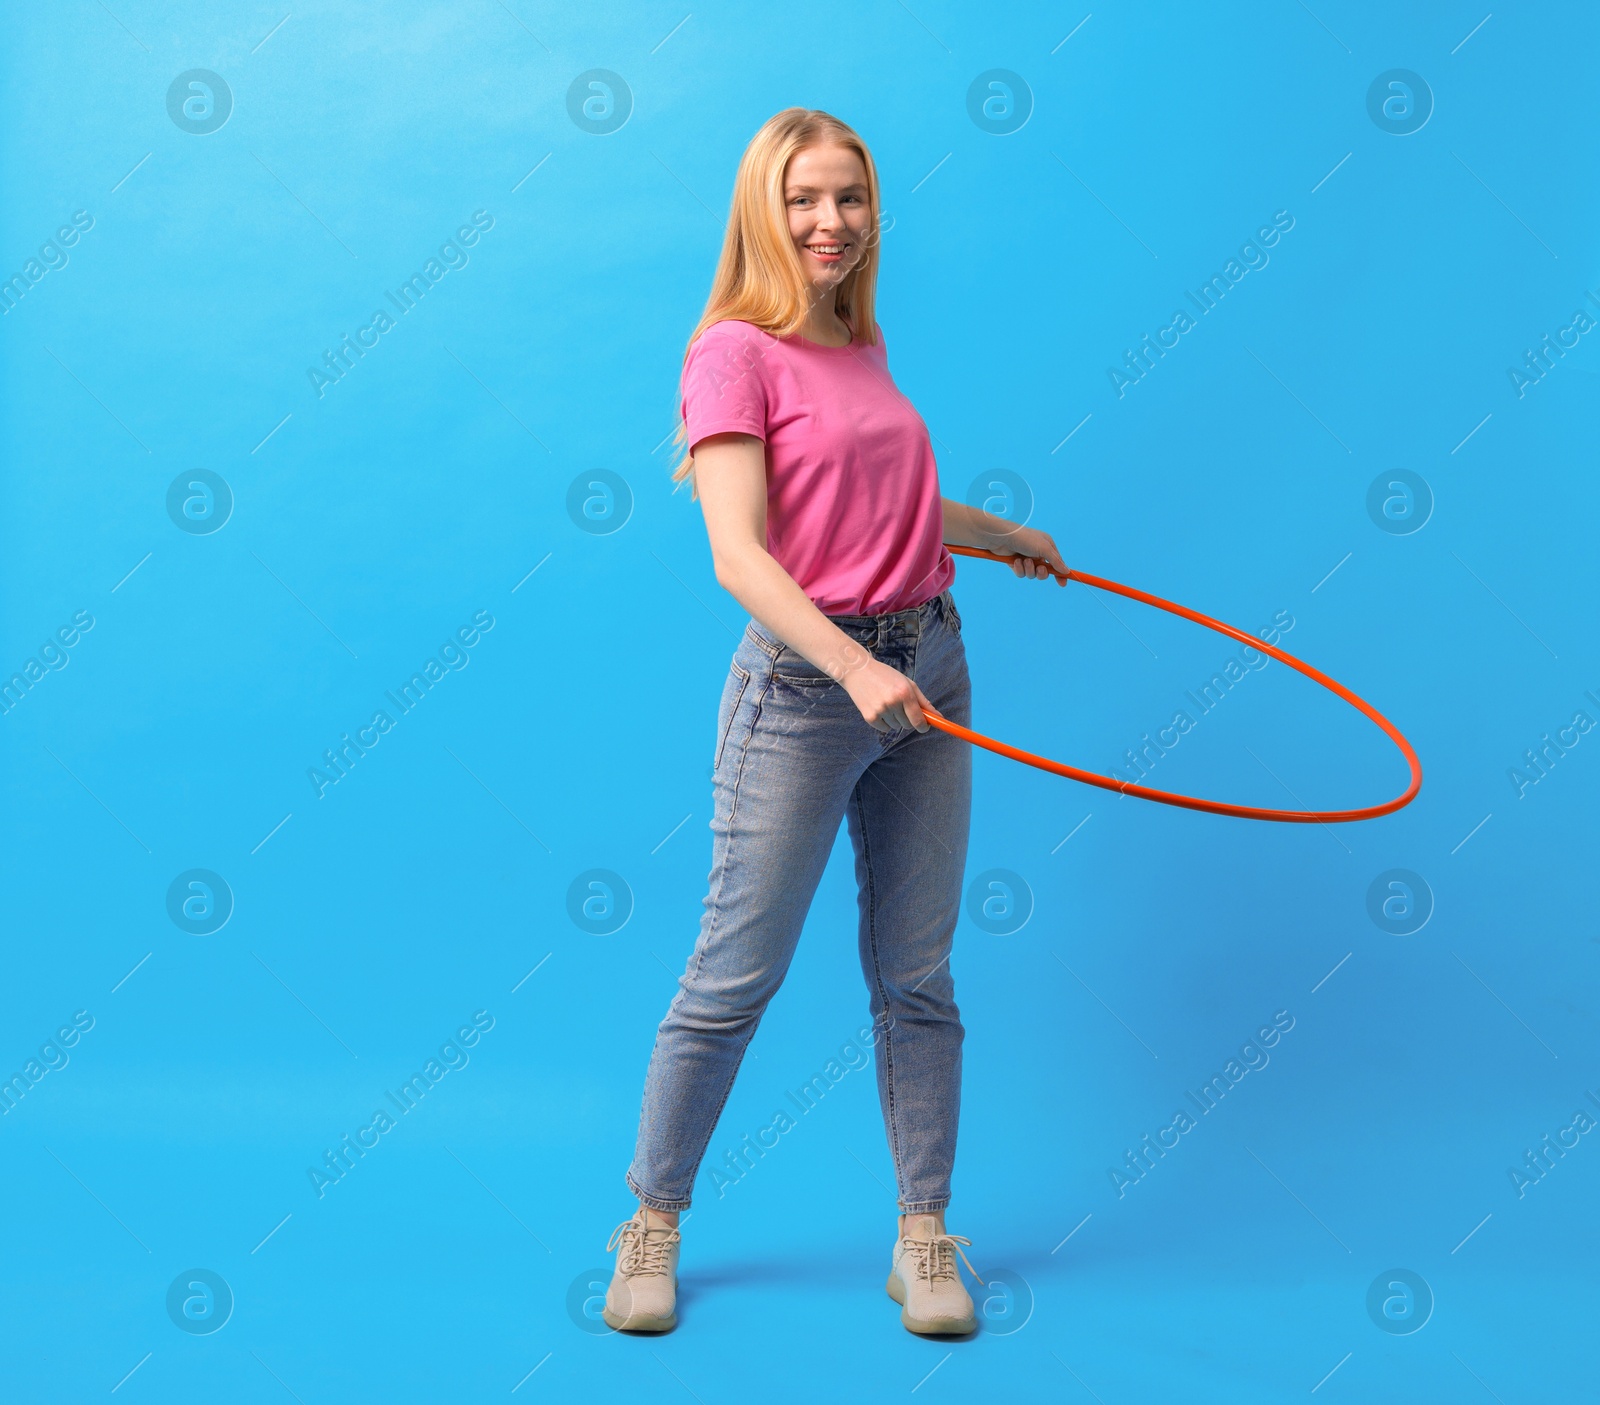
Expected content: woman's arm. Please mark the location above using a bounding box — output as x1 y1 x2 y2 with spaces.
695 433 934 732
942 497 1068 584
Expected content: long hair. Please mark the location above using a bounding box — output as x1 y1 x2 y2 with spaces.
670 108 883 489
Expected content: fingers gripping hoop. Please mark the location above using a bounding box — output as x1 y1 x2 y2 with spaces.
925 547 1422 824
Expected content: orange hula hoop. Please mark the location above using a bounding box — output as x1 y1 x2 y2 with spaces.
924 546 1422 824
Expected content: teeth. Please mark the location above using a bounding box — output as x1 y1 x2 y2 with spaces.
809 245 843 253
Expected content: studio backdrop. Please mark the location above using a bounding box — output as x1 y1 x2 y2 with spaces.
1 3 1595 1401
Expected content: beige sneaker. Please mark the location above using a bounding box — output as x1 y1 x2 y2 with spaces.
602 1207 680 1332
886 1214 981 1335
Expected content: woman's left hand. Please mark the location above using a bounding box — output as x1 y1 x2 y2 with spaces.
990 526 1068 585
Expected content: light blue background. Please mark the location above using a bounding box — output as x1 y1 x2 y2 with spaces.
2 2 1595 1400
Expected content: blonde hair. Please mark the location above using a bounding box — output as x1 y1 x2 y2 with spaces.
670 108 883 490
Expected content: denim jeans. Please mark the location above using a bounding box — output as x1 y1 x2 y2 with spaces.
626 590 972 1214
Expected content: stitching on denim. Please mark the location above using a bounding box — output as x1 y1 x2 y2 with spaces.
682 656 771 1001
713 664 751 772
852 784 906 1203
677 1016 767 1202
743 623 780 660
652 657 777 1206
725 660 775 831
624 1171 692 1212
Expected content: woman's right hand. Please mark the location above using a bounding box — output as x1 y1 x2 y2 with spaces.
839 655 935 733
689 438 940 734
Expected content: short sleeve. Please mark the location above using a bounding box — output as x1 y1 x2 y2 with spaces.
680 321 771 451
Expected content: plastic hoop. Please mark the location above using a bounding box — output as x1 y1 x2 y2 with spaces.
924 546 1422 824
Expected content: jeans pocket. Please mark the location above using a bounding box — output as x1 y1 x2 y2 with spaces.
714 661 751 772
773 648 840 685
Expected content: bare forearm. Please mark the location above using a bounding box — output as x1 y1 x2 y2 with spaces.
691 430 933 729
941 497 1017 550
715 544 867 680
941 496 1069 583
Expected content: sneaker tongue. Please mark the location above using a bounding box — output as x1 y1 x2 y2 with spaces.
908 1214 939 1239
641 1208 674 1232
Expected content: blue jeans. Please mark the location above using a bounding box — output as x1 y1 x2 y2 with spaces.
627 590 972 1214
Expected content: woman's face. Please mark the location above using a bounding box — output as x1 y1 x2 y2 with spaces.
784 143 871 293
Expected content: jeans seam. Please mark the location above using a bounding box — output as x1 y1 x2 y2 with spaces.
686 665 771 996
672 1014 766 1208
852 784 906 1202
725 662 775 832
624 1175 692 1212
644 659 773 1208
672 657 762 1010
942 590 962 635
713 664 751 772
743 623 781 660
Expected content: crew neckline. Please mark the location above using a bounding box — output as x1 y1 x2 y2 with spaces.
794 313 866 353
793 330 857 353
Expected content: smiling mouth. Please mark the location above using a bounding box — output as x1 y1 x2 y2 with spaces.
805 243 849 260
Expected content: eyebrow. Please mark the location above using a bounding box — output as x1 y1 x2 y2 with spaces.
785 182 868 194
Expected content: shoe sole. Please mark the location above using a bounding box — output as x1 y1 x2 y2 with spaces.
885 1273 977 1336
601 1307 677 1333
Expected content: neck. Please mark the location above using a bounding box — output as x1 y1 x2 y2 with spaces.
800 287 850 345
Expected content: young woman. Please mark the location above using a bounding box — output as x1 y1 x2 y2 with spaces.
604 108 1065 1336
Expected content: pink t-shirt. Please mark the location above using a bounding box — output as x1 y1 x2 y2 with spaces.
679 319 954 616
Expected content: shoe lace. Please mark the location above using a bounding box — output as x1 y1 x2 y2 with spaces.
901 1230 984 1288
607 1216 680 1278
